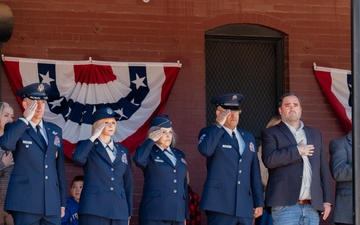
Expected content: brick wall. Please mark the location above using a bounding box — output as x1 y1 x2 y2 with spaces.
0 0 350 224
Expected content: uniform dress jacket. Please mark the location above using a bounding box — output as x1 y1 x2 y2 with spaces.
72 139 133 220
0 119 66 215
329 131 353 224
260 121 332 211
133 139 189 222
197 125 264 218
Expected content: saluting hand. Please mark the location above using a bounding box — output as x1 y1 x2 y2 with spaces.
89 122 105 142
149 128 163 142
216 109 230 126
23 100 37 121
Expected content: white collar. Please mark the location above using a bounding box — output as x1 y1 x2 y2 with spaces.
29 120 44 130
99 139 114 149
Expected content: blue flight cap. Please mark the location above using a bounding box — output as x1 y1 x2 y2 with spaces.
211 93 244 110
92 107 120 124
150 115 172 128
16 83 50 100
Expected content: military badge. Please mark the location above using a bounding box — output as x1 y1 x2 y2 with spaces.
106 108 113 115
249 142 255 152
37 83 45 92
155 158 164 163
198 134 206 144
54 136 61 147
181 158 187 165
121 153 128 164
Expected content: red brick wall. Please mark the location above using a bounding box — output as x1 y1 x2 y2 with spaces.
0 1 350 224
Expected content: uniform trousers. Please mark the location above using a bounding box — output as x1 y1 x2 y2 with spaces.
11 211 60 225
139 220 184 225
79 214 128 225
206 211 253 225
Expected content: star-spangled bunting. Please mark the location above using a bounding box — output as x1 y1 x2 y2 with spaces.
313 63 352 133
2 56 181 158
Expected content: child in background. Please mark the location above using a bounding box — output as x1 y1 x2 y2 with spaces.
62 175 84 225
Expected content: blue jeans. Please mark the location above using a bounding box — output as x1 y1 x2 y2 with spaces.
271 204 319 225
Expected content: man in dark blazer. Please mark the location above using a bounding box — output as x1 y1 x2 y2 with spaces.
261 92 332 225
329 131 353 225
0 83 67 225
198 93 264 225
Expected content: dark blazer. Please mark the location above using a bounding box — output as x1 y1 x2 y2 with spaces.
0 119 66 215
197 125 264 218
329 131 353 224
261 121 332 211
72 139 133 220
133 139 188 222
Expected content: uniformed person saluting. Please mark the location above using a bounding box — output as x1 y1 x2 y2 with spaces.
0 82 67 225
197 93 264 225
134 115 189 225
72 107 133 225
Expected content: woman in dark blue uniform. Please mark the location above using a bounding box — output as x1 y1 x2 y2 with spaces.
134 115 189 225
72 107 133 225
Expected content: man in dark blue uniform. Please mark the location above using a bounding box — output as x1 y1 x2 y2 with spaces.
0 83 67 225
198 93 263 225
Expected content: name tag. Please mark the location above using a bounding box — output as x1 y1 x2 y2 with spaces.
22 140 32 145
155 159 164 163
222 144 232 149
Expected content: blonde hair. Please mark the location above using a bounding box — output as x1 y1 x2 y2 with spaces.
266 115 281 128
148 126 178 147
0 102 10 116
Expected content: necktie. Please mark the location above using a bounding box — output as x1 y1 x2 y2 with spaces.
106 145 117 158
36 125 47 149
164 148 177 165
232 131 239 148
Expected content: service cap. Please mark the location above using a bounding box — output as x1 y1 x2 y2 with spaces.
150 115 172 128
16 83 50 100
211 93 244 110
92 107 120 124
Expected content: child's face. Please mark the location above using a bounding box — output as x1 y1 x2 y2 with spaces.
70 181 83 202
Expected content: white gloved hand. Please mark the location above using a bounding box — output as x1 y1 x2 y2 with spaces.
89 122 105 142
23 100 37 121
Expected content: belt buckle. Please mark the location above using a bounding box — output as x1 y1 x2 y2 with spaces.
298 199 311 204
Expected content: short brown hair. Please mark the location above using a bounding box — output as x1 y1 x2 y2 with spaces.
278 93 301 107
71 175 84 186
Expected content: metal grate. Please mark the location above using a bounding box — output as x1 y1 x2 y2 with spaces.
205 24 286 146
